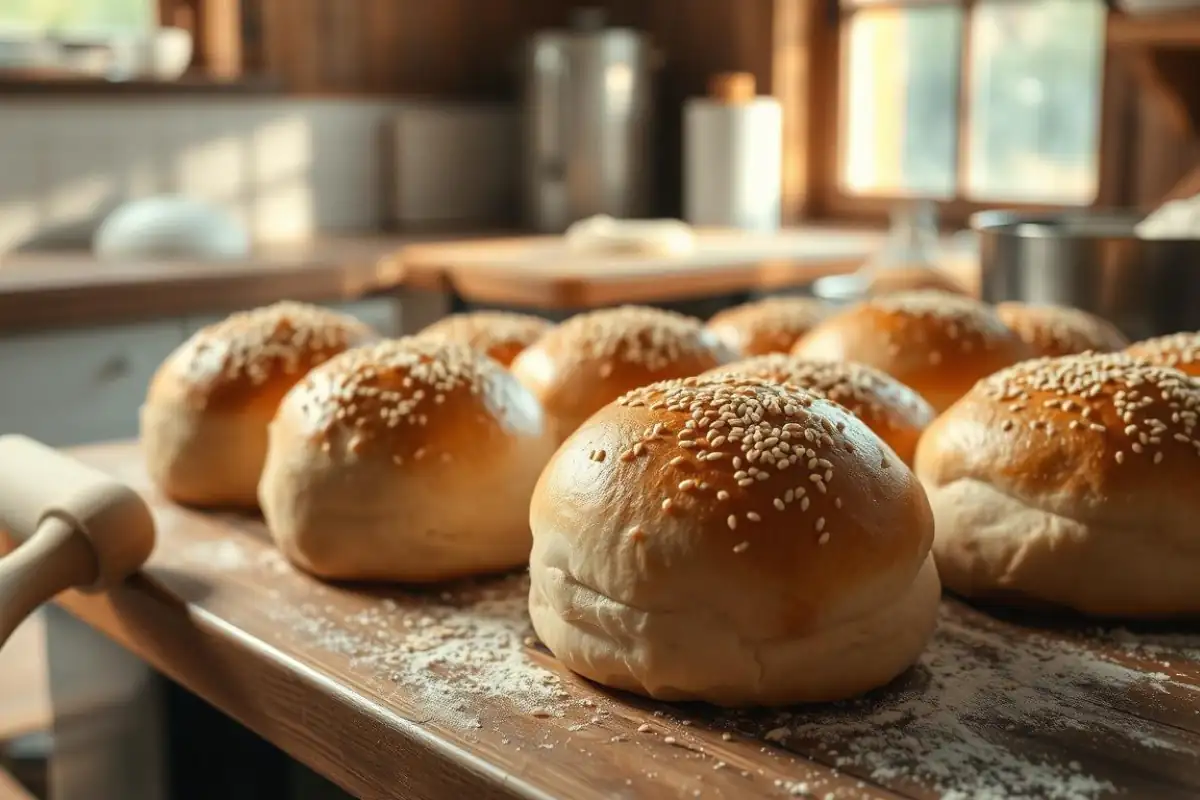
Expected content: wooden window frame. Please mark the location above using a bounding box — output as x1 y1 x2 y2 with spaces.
804 0 1121 226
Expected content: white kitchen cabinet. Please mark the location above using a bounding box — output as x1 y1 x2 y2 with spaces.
0 319 188 446
0 297 413 448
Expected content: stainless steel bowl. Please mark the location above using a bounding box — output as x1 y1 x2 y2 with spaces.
972 209 1200 341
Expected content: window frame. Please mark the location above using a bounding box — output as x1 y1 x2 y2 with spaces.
809 0 1122 226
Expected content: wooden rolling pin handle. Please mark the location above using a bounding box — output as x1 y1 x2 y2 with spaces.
0 435 156 652
0 516 97 649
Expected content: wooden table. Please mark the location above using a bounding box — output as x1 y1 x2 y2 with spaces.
43 442 1200 800
396 229 890 310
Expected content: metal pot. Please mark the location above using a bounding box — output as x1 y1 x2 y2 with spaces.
971 210 1200 341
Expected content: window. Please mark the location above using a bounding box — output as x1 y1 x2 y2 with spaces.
0 0 154 33
834 0 1108 212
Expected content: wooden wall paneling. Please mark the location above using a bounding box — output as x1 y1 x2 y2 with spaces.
239 0 265 74
772 0 818 222
463 0 523 98
287 0 323 92
1095 48 1138 210
362 0 405 92
322 0 367 91
258 0 289 87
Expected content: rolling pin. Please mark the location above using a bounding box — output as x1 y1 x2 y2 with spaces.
0 435 156 651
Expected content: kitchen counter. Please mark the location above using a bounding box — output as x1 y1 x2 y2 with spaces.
0 235 427 334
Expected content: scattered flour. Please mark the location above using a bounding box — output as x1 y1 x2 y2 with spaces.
727 606 1197 800
265 573 567 730
175 535 290 575
166 540 1200 799
1092 626 1200 666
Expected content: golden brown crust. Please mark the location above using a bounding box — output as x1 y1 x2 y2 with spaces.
276 337 545 465
705 297 831 357
1126 332 1200 377
532 375 933 629
791 291 1031 412
996 302 1128 358
260 337 556 582
147 301 376 415
140 302 377 507
917 353 1200 522
510 305 735 440
915 352 1200 615
702 355 935 466
416 311 554 367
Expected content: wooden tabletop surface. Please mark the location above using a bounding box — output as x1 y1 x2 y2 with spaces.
396 229 893 309
39 441 1200 800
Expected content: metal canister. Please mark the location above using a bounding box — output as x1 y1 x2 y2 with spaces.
521 8 655 232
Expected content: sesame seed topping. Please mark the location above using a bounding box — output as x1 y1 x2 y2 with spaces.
526 305 727 377
818 532 831 545
1127 331 1200 374
703 354 935 437
612 374 870 550
706 297 831 356
732 541 750 553
281 337 536 463
165 301 375 409
978 352 1200 470
996 302 1129 357
416 311 552 366
855 290 1018 358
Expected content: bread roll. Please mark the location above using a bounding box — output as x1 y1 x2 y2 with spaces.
703 355 934 466
416 311 553 367
916 352 1200 617
141 301 376 507
529 375 940 706
259 338 556 582
510 306 734 441
791 290 1030 412
996 301 1128 357
1126 332 1200 377
705 297 830 357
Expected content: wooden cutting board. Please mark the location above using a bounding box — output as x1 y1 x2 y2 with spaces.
40 441 1200 800
395 229 890 308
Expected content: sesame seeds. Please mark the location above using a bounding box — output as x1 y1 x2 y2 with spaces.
169 301 374 406
531 305 724 374
982 353 1200 467
615 375 858 551
286 337 522 462
867 290 1016 356
416 311 552 366
703 354 935 434
705 296 831 355
1127 332 1200 375
996 302 1129 357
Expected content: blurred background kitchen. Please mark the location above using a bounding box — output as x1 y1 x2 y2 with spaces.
2 0 1199 797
